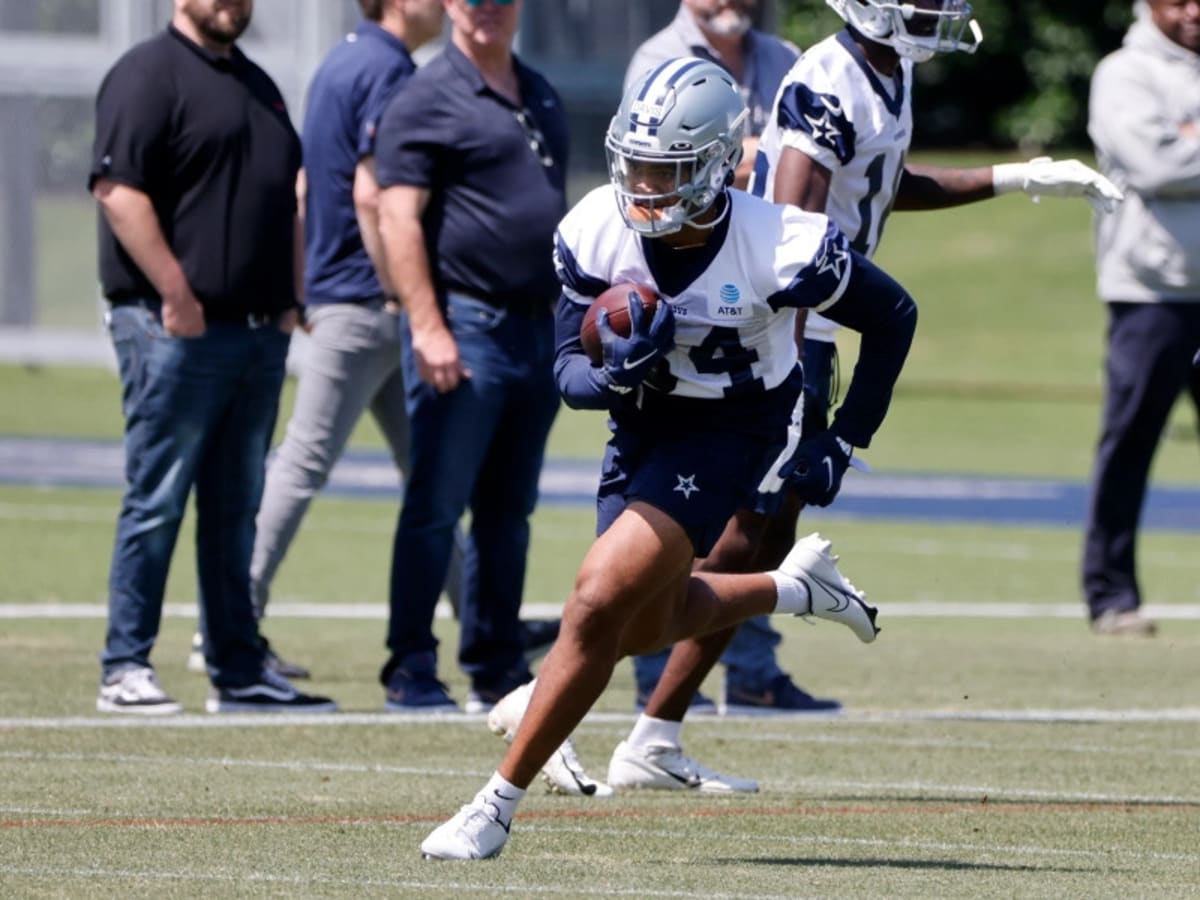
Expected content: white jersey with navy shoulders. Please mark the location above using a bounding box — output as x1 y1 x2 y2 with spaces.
554 185 853 401
751 29 913 341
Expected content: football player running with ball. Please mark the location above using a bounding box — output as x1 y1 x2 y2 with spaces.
420 57 918 861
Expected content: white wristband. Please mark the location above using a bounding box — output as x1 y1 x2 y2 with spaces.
991 162 1028 195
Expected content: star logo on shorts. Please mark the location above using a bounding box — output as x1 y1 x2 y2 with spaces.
674 474 700 499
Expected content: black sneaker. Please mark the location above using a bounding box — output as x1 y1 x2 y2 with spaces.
384 652 459 712
206 668 337 713
721 674 842 716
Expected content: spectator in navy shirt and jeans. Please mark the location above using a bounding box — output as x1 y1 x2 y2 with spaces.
244 0 451 681
374 0 568 713
90 0 334 715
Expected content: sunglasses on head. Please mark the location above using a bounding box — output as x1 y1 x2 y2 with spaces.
464 0 514 7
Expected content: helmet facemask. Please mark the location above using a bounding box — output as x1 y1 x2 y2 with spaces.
828 0 983 62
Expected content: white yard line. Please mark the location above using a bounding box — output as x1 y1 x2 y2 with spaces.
4 600 1200 620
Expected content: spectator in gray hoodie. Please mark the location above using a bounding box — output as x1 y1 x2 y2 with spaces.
1084 0 1200 636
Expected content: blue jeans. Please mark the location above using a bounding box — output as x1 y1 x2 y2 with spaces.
386 293 560 688
633 338 838 694
101 300 289 688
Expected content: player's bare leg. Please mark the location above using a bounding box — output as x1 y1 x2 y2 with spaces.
421 503 783 859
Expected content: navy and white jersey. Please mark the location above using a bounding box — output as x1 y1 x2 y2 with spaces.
555 185 853 401
751 30 913 341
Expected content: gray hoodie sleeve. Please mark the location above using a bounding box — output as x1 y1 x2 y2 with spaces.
1088 23 1200 198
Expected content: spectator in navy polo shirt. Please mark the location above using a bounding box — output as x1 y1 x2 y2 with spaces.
90 0 334 715
374 0 567 714
242 0 449 682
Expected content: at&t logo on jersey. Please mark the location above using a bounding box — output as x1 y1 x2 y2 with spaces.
711 283 748 319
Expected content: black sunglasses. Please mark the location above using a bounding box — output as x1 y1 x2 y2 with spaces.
513 109 554 168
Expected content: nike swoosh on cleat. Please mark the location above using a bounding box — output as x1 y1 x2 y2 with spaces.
821 456 833 489
809 573 852 613
663 769 702 788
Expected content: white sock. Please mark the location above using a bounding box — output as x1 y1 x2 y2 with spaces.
627 714 683 749
769 569 811 615
478 772 525 824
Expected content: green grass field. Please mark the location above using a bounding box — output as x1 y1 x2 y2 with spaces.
3 156 1198 896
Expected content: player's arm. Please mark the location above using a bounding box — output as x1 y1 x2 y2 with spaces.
773 146 833 347
897 158 1123 213
92 178 205 337
773 146 832 212
818 250 917 449
894 163 994 210
553 295 616 410
353 155 399 303
377 183 465 392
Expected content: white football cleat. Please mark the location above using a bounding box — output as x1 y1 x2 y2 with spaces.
778 533 879 643
606 740 759 794
487 680 613 797
420 795 509 861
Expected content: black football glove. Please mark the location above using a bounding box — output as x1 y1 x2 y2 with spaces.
596 296 675 392
786 431 854 507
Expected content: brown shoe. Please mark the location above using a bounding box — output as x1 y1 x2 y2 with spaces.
1092 609 1158 637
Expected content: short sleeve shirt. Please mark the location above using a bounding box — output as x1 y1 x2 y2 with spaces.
90 26 301 316
374 42 569 310
302 20 418 305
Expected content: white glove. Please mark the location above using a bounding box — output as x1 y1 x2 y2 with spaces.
992 156 1124 214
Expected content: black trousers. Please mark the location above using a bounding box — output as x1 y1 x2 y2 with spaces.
1082 301 1200 618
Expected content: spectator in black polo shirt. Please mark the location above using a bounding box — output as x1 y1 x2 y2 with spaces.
374 0 567 714
90 0 335 715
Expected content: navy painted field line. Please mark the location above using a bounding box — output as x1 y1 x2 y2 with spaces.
1 435 1197 531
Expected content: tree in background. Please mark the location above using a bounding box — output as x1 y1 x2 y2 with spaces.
776 0 1133 151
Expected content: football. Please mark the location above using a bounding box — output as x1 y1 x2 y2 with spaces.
580 283 660 364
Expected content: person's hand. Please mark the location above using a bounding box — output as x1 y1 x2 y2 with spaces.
993 156 1124 214
596 295 675 392
786 431 854 508
412 322 469 393
277 307 301 336
160 286 206 337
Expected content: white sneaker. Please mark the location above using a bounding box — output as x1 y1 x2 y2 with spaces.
486 680 613 797
778 533 879 642
97 666 183 715
420 795 510 860
606 740 759 794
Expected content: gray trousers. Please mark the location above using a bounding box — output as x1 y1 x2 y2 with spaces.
251 299 464 616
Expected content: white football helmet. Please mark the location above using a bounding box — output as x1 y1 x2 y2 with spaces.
826 0 983 62
605 58 748 236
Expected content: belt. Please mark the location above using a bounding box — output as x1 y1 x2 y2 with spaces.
203 309 284 329
109 298 283 329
